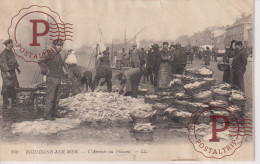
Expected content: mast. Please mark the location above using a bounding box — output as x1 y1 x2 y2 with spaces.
124 28 127 49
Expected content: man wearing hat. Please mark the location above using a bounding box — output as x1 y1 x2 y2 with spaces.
129 43 142 68
0 39 20 107
150 44 161 87
39 39 66 120
232 41 248 92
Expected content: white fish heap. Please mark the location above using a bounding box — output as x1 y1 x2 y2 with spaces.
11 92 153 135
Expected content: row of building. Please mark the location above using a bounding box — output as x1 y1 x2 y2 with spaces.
175 14 253 52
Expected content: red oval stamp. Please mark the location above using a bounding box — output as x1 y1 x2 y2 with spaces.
188 100 252 159
8 5 73 63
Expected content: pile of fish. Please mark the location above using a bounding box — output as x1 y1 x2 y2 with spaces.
12 118 81 135
11 92 153 135
59 92 153 124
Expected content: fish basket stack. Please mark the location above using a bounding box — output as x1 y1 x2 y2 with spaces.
132 123 155 141
16 88 34 104
60 78 72 99
164 67 217 126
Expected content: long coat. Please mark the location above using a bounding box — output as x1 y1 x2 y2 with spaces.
129 48 141 68
232 48 248 91
0 48 19 97
158 49 171 89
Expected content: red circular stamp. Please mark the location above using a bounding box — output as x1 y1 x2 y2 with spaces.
8 5 73 63
188 100 252 159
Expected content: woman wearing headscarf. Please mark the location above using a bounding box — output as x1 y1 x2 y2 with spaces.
223 40 236 83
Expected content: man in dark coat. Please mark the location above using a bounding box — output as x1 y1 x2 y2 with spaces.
172 43 187 75
39 39 65 120
0 39 20 106
232 41 248 92
144 47 154 84
68 65 92 95
204 47 211 65
150 44 161 87
116 66 145 98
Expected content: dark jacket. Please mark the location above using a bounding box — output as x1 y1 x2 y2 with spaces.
39 51 65 78
173 48 187 65
232 48 248 71
0 49 19 71
223 48 235 63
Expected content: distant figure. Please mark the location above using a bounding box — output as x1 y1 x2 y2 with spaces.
129 43 141 68
204 47 211 65
144 46 154 84
116 49 123 70
121 48 127 67
116 65 145 98
151 44 161 87
232 41 248 92
68 65 92 95
0 39 20 106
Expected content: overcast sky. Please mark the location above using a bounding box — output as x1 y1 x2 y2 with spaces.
0 0 253 49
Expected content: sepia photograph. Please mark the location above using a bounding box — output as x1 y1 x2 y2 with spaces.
0 0 254 161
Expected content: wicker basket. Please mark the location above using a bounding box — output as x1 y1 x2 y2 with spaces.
144 97 160 104
133 130 154 141
181 78 195 85
192 95 212 104
185 70 197 77
196 73 213 78
217 63 230 71
231 98 246 107
184 87 201 96
161 97 174 106
201 81 212 90
212 92 230 101
16 88 34 104
130 114 152 124
33 92 46 111
198 116 211 124
172 82 184 91
138 90 148 96
177 117 191 125
172 100 188 110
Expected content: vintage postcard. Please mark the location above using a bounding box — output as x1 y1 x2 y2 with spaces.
0 0 254 161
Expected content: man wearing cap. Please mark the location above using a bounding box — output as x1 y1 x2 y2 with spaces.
232 41 248 92
39 39 65 120
0 39 20 106
129 43 142 68
172 43 187 75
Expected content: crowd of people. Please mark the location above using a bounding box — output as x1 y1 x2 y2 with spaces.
0 38 248 120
